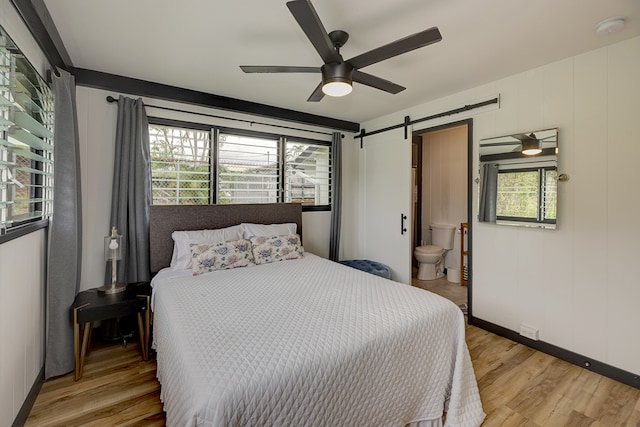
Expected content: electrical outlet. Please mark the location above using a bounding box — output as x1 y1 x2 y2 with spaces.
519 325 539 341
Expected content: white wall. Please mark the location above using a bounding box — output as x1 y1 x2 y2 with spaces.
76 86 337 289
0 2 49 426
0 231 46 427
76 87 117 291
339 131 363 260
347 36 640 377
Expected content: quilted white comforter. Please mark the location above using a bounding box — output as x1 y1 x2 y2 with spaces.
151 253 485 426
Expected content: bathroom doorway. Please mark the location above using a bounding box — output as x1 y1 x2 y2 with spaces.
411 119 472 313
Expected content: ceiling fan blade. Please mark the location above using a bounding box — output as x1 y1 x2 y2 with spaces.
482 141 522 147
348 27 442 69
353 70 405 94
240 65 320 73
511 133 537 142
286 0 340 64
307 82 325 102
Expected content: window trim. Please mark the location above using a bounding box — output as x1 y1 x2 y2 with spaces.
148 118 213 206
0 219 48 244
148 117 332 212
283 135 331 208
149 117 212 132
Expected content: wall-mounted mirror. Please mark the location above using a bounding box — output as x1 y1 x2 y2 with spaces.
478 128 558 229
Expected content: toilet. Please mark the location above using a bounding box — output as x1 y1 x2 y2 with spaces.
414 223 456 281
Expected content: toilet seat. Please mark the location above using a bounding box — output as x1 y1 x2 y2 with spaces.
415 245 443 255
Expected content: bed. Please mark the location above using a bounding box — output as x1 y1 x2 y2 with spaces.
149 203 485 426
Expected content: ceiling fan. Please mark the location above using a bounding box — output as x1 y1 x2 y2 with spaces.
510 133 539 155
512 132 559 155
240 0 442 102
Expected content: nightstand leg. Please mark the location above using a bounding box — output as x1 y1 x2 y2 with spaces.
86 325 93 356
73 308 80 380
144 296 150 360
78 321 92 380
136 312 147 360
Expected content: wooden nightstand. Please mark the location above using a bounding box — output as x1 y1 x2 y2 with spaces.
71 282 151 380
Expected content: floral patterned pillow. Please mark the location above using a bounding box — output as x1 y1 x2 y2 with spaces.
190 239 254 275
250 234 304 265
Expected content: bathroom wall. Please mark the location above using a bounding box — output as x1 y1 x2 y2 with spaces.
420 124 468 268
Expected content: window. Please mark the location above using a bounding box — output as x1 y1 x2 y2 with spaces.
218 132 279 204
149 120 331 210
496 167 557 224
285 140 330 205
0 25 54 234
148 124 211 205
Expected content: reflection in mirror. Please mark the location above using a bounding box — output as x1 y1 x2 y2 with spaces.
478 128 558 229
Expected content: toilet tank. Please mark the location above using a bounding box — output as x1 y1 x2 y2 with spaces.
430 223 456 249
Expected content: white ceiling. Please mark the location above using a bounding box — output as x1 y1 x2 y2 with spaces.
43 0 640 125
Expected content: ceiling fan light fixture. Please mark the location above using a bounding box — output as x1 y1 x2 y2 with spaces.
521 135 542 156
321 62 353 97
322 81 352 97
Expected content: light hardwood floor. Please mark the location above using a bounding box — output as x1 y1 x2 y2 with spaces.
26 296 640 426
412 272 468 307
25 342 165 426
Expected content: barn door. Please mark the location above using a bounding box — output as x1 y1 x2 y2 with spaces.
361 130 412 284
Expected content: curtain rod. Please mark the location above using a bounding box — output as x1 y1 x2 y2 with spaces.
105 96 342 138
354 97 499 143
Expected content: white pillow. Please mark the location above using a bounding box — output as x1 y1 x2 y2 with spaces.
170 225 244 270
241 222 297 239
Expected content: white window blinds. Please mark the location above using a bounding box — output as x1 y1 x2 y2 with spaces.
148 120 332 209
284 140 330 206
149 124 211 205
0 26 54 232
217 132 280 204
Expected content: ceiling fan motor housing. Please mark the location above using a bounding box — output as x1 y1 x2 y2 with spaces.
321 62 354 84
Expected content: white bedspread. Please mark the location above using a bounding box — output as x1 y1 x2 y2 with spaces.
152 253 485 426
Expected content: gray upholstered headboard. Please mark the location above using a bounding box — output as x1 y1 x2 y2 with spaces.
149 203 303 273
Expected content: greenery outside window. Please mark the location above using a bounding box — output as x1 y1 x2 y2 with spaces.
148 124 211 205
496 167 557 224
0 26 54 234
149 120 331 210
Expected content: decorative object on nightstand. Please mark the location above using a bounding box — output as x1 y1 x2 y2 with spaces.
98 226 127 295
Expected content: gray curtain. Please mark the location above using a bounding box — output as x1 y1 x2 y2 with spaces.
105 96 151 284
329 132 342 261
478 163 498 223
45 69 82 379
